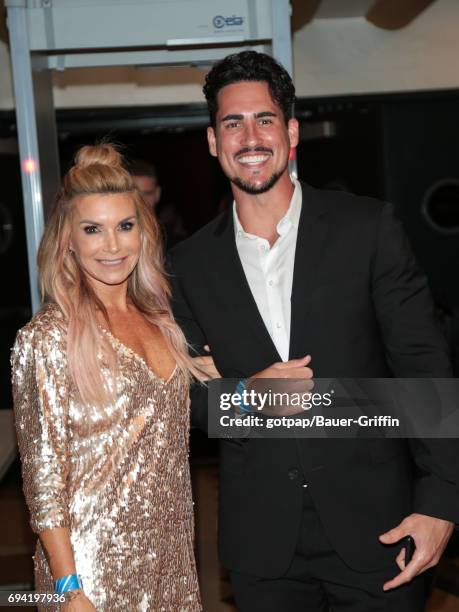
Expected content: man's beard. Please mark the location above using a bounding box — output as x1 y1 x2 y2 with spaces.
228 146 288 195
230 168 284 195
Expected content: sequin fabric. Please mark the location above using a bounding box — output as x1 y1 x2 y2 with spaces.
11 304 202 611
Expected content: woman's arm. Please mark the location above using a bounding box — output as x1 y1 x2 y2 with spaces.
12 321 71 532
39 527 77 579
11 318 94 609
39 529 95 611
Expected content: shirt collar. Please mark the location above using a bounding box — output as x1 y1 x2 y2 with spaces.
233 178 302 240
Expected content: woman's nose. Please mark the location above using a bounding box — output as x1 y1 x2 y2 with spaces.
103 230 120 253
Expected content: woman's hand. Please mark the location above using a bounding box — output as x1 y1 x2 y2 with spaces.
61 590 96 611
192 345 221 380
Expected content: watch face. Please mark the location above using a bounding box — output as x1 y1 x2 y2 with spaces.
0 202 13 255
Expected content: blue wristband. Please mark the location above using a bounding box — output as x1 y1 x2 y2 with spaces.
235 379 252 413
54 573 83 594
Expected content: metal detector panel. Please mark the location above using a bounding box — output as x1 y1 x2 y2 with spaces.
21 0 273 51
6 0 292 311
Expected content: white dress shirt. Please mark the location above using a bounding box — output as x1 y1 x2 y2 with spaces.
233 179 302 362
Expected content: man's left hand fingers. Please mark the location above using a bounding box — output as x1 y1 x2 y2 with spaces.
194 356 213 365
395 548 405 571
379 523 407 545
383 554 428 591
381 513 454 590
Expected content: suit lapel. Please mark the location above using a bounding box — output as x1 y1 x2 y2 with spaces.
211 210 281 364
289 183 330 359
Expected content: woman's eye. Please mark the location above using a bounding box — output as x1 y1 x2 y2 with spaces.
83 225 99 234
119 221 134 231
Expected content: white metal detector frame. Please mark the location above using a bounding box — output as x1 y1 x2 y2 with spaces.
6 0 293 312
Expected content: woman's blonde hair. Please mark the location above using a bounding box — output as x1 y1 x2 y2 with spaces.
38 143 203 404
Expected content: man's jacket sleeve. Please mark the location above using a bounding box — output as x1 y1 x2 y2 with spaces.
167 253 210 433
372 203 459 524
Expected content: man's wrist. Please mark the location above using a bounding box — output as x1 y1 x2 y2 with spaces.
235 379 252 414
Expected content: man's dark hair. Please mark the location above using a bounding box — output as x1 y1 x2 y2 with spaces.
124 158 158 182
203 51 295 128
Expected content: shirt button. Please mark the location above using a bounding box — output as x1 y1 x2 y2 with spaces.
288 468 300 480
276 322 281 329
268 280 274 286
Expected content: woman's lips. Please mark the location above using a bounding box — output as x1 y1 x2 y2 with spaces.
96 257 127 266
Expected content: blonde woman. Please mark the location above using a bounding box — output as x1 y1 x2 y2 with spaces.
11 144 211 611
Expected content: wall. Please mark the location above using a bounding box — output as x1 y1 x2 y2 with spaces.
0 0 459 110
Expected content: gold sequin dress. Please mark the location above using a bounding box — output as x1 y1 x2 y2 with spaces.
11 304 202 611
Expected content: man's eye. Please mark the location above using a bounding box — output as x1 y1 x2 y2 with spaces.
83 225 99 234
226 122 240 129
259 118 272 125
119 221 134 231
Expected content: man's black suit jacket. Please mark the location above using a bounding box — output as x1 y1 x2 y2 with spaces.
169 182 458 578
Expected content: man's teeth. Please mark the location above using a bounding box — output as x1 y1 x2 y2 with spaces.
238 154 270 164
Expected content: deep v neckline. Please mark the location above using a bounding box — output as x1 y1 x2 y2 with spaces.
100 327 178 385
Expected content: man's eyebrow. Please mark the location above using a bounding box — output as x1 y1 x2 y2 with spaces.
220 111 277 122
221 114 244 122
255 111 277 118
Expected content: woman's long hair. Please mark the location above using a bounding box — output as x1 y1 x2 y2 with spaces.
38 143 204 405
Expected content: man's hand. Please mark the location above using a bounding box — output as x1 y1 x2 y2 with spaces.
192 345 221 380
247 356 314 416
379 513 454 591
252 355 313 380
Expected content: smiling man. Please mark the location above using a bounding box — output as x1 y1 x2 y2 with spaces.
169 51 458 611
207 80 295 196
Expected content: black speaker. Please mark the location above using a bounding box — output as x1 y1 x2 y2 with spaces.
382 96 459 308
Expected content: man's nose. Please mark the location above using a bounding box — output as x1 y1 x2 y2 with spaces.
103 230 120 253
241 121 261 147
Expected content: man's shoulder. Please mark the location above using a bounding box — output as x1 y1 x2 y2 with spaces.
300 181 386 223
170 184 390 268
169 210 229 266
